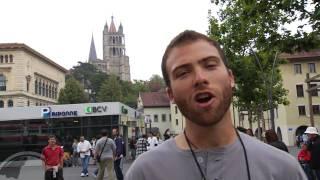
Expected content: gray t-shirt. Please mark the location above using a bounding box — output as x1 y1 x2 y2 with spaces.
95 137 116 159
125 132 307 180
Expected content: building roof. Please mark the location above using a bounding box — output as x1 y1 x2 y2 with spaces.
109 16 117 33
140 92 170 107
0 43 68 73
279 49 320 61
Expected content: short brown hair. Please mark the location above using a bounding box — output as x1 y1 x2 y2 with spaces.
161 30 228 87
265 130 279 143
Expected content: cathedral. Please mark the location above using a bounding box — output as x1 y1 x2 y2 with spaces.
88 16 131 81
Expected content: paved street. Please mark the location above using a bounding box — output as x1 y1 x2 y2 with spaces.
0 146 301 180
0 159 133 180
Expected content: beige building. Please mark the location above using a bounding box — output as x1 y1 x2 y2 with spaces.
0 43 67 108
233 50 320 146
137 92 171 136
170 102 186 135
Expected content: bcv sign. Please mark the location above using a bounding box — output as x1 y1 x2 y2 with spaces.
85 106 108 114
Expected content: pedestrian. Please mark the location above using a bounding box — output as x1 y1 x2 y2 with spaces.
265 129 289 152
129 137 136 160
41 135 64 180
305 126 320 179
147 132 158 150
71 138 79 167
95 129 116 180
298 143 313 180
135 134 148 158
113 128 125 180
125 30 306 180
77 136 91 177
163 129 171 141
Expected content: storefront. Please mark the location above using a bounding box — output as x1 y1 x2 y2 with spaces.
0 102 141 162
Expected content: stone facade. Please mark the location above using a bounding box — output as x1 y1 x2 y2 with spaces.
89 16 131 81
0 43 67 108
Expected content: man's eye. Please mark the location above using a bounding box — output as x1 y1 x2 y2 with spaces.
176 71 188 78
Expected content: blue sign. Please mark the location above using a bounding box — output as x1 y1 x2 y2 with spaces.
41 107 78 118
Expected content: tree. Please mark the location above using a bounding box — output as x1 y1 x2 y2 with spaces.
97 75 123 102
148 74 165 92
58 77 88 104
208 0 317 130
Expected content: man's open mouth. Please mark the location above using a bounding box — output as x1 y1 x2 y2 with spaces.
195 92 214 103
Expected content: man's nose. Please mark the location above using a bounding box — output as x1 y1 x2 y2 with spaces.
193 68 208 88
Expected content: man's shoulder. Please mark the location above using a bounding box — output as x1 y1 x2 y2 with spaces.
241 133 297 165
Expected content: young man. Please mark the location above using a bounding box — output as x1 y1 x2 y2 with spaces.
112 128 125 180
77 136 91 177
135 134 148 158
41 135 64 180
125 30 307 180
95 129 116 180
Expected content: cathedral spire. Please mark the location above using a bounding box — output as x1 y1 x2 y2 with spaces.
88 34 97 62
118 22 123 33
109 16 117 33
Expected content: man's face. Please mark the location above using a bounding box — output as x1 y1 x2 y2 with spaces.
80 136 84 142
112 129 117 136
166 40 234 127
48 137 56 146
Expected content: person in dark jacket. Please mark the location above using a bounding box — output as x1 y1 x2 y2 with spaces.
305 126 320 180
112 128 125 180
265 129 288 152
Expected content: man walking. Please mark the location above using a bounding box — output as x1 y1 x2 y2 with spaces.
95 129 116 180
135 134 148 158
41 135 64 180
113 128 125 180
125 30 306 180
77 136 91 177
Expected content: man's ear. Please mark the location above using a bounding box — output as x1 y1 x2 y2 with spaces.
228 69 235 88
166 87 175 103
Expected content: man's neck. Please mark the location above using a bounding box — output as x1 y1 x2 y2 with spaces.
175 112 236 150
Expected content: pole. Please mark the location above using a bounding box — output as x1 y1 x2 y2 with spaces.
307 73 315 126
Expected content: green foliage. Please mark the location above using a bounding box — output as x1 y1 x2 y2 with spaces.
58 77 88 104
148 74 166 92
97 75 123 102
208 0 319 120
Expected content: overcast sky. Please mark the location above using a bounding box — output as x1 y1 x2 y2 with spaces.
0 0 211 80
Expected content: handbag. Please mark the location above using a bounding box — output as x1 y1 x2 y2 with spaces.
96 138 108 163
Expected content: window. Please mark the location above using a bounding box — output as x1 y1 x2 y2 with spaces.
162 114 166 122
0 75 6 91
9 55 13 63
294 64 302 74
298 106 306 115
35 80 38 94
310 84 318 96
0 55 3 63
45 84 48 97
176 119 179 126
4 55 8 63
153 114 158 123
296 85 304 97
0 100 3 108
27 100 30 106
49 85 52 98
309 63 316 73
175 106 178 114
8 99 13 107
42 82 45 96
313 105 320 115
54 87 58 99
38 80 42 95
169 114 172 122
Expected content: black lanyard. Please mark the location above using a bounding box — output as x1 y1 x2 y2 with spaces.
183 128 251 180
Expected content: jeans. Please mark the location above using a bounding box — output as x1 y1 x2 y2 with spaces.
81 155 90 174
45 168 64 180
97 158 114 180
301 163 313 180
114 158 123 180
